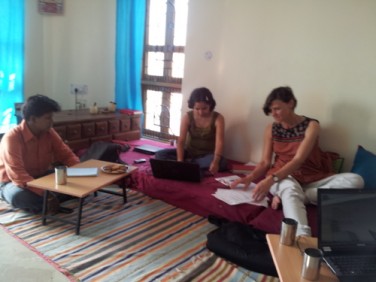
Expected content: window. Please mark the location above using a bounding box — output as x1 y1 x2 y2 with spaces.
141 0 188 140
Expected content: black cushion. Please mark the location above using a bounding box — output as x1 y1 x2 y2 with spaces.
206 219 278 277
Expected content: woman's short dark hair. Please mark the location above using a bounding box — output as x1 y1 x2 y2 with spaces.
262 86 297 115
22 94 61 121
187 87 216 111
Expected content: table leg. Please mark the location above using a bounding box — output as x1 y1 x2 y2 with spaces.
98 177 128 204
121 177 128 204
75 198 84 235
122 186 127 204
42 190 49 225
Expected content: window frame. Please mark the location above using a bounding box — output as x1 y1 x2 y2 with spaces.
141 0 186 141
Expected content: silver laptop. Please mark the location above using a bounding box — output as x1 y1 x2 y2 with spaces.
133 144 163 155
150 158 202 182
317 188 376 281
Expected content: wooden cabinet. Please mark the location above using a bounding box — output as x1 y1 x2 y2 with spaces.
108 119 120 134
53 109 142 150
82 122 95 138
119 118 131 132
95 121 108 136
131 116 141 130
54 125 67 140
66 124 81 140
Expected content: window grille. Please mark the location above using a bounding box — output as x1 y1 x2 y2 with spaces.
141 0 188 141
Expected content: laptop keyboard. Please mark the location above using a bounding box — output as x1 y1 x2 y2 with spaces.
327 255 376 276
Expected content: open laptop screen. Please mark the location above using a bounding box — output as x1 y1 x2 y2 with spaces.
149 158 202 182
318 188 376 250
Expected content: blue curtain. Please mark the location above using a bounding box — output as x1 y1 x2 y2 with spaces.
115 0 146 111
0 0 24 129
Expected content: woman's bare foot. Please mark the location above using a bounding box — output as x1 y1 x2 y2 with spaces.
271 195 281 210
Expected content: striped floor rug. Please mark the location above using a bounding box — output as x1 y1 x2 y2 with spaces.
0 189 279 282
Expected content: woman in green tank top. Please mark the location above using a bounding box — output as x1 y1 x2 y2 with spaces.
155 87 227 174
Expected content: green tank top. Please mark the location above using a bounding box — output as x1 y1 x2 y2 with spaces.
185 111 218 158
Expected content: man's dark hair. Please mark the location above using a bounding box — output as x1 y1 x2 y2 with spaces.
262 86 297 115
187 87 216 111
22 94 61 121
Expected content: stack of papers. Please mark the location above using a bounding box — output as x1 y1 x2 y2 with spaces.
67 167 98 177
212 182 269 207
215 175 241 187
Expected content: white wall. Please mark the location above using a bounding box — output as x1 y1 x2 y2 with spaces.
25 0 376 171
25 0 116 109
183 0 376 170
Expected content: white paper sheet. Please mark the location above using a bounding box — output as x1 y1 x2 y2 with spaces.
215 175 241 187
212 183 269 207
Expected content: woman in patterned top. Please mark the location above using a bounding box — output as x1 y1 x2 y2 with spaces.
155 87 227 175
231 86 363 237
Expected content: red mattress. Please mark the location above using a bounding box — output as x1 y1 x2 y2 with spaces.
114 138 318 236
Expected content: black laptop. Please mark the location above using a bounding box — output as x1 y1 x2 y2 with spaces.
317 188 376 281
133 144 163 155
149 158 202 182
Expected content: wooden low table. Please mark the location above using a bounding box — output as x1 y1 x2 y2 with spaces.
27 159 137 235
266 234 339 282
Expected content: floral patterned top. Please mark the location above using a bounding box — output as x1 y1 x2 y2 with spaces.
268 116 336 184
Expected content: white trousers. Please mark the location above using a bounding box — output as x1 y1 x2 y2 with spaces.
269 173 364 237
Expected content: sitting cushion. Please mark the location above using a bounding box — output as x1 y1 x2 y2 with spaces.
351 145 376 189
206 220 278 277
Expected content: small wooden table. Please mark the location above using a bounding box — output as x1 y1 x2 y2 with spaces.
266 234 339 282
27 159 137 235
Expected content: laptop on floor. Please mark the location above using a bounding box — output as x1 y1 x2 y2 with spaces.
150 158 202 182
317 188 376 281
133 144 163 155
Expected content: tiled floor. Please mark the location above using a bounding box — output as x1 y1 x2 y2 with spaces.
0 227 69 282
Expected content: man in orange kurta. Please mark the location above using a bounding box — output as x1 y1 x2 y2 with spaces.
0 95 79 213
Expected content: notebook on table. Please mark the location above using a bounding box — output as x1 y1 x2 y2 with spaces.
150 158 202 182
133 144 164 155
66 167 98 177
317 188 376 281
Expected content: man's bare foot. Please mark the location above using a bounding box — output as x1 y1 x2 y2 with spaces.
271 195 281 210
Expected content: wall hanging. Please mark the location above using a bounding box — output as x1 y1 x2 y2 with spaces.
38 0 64 15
